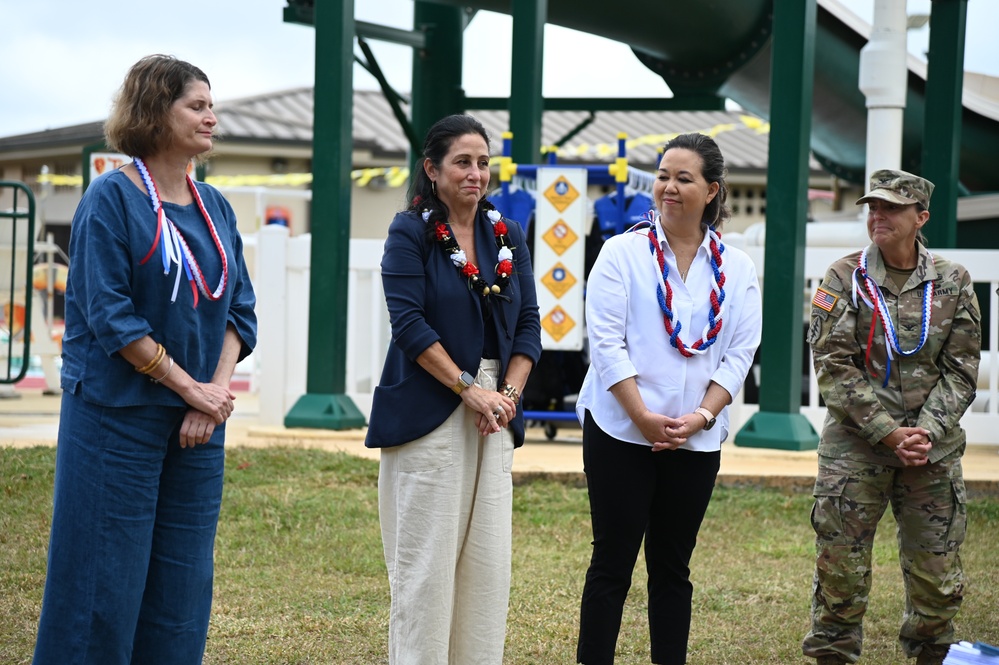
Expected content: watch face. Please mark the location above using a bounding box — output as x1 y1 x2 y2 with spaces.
452 371 476 395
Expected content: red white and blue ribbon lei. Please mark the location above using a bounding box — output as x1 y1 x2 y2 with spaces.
637 212 726 357
134 158 228 307
851 246 933 387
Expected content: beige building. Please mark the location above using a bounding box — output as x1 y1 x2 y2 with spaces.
0 87 841 260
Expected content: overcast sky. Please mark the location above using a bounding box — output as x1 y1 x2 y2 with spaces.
1 0 996 138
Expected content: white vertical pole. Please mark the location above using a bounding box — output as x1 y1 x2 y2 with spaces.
859 0 909 182
990 280 998 415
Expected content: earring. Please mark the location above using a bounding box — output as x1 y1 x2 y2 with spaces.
431 181 437 196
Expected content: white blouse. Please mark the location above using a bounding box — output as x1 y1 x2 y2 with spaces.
576 216 763 451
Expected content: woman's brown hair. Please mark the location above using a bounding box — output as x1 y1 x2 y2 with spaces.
104 55 211 158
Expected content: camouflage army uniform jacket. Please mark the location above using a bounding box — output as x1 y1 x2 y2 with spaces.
807 242 981 465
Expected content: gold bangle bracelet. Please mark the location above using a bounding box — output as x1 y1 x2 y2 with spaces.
145 351 166 375
136 344 165 374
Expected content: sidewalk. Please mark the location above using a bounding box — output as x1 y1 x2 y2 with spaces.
4 389 999 495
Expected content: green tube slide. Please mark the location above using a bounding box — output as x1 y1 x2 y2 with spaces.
428 0 999 193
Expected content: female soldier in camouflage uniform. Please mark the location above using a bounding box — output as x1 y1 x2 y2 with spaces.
802 170 980 665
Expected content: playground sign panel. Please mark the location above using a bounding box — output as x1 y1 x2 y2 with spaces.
89 152 130 182
535 167 585 350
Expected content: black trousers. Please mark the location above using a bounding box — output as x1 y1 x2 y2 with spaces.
577 411 720 665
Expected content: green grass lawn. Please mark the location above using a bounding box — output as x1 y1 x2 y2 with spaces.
2 446 997 664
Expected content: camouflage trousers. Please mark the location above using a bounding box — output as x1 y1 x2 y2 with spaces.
801 453 967 662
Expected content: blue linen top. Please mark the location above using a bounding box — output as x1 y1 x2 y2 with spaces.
365 207 542 449
60 169 257 407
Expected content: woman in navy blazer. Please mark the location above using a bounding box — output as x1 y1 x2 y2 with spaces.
367 114 541 664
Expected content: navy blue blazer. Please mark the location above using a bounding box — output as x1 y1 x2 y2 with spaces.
365 207 542 448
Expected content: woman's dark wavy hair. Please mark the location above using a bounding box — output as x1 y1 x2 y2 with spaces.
407 114 494 225
662 132 730 230
104 54 212 159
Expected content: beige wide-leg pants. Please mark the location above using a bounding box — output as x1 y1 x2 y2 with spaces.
379 359 514 665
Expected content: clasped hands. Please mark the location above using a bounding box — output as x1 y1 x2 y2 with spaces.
636 409 707 452
882 426 933 466
179 381 237 448
463 384 517 437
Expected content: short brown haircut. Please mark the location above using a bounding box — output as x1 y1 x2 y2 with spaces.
104 55 211 158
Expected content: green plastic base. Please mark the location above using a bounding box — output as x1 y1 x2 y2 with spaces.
284 393 366 430
734 411 819 451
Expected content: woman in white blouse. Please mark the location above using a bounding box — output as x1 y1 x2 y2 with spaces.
575 133 763 665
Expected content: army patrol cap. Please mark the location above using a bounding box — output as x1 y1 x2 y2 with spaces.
856 169 934 209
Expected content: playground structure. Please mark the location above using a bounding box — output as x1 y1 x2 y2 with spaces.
277 0 999 449
250 191 999 445
416 0 999 197
4 1 998 449
0 181 65 397
490 132 654 436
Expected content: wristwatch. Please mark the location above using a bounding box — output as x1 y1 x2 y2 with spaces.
451 370 475 395
694 407 716 431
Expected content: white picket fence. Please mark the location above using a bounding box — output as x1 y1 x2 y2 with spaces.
251 227 999 446
249 226 390 427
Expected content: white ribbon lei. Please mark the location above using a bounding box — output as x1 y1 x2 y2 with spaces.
134 158 228 306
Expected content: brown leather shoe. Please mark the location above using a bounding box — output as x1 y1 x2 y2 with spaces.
816 655 849 665
916 643 950 665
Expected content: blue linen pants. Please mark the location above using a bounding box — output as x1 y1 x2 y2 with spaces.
33 390 226 665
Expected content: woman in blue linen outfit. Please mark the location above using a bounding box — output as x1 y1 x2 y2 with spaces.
575 133 762 664
366 114 541 664
33 55 256 665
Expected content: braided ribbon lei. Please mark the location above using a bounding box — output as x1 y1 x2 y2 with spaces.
851 246 933 387
643 216 726 357
134 158 228 307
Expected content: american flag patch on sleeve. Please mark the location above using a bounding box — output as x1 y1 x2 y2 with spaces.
812 287 838 312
